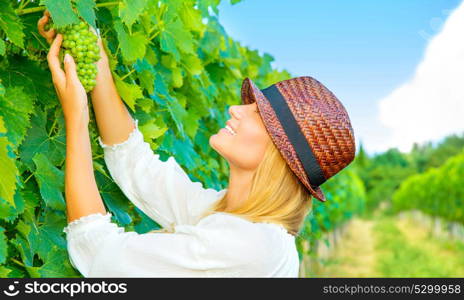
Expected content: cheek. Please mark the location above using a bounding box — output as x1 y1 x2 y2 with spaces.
229 126 270 170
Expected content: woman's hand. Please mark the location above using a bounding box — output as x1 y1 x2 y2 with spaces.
47 34 89 127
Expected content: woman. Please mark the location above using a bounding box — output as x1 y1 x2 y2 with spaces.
38 11 355 277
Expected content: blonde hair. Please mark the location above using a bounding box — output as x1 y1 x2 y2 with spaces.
149 140 313 236
201 139 313 236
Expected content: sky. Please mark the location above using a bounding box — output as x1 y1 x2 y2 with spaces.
216 0 464 156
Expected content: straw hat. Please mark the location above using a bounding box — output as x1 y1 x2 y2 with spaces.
241 76 356 202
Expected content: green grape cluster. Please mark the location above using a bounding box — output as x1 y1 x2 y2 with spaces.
57 21 100 92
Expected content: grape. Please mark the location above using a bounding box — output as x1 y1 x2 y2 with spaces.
56 20 100 92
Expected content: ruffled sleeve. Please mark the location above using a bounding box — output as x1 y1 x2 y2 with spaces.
63 212 125 277
97 117 226 231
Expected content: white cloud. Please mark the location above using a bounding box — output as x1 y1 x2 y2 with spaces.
377 1 464 153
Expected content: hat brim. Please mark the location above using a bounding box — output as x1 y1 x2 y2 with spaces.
240 77 327 202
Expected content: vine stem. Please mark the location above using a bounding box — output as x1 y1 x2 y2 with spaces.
18 0 31 11
48 117 58 136
120 69 136 80
148 30 160 42
15 1 121 16
23 173 34 184
11 258 25 268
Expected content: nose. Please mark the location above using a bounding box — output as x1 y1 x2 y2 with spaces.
228 105 242 119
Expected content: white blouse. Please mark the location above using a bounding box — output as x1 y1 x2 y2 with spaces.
62 117 300 277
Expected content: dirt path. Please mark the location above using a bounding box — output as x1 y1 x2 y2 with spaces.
314 218 380 277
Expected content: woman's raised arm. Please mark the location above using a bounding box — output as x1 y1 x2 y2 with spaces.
88 37 135 146
37 10 134 147
46 34 106 223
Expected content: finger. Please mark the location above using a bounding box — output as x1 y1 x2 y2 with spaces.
96 36 109 61
96 36 103 48
63 53 81 87
96 37 105 56
37 15 48 36
38 13 56 44
45 28 57 44
47 34 66 88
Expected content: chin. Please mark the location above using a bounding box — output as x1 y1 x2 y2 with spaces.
209 134 219 150
209 134 225 156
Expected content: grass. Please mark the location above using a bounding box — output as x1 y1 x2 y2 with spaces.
373 216 464 277
307 214 464 277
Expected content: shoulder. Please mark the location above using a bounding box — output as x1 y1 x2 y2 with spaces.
178 212 296 269
198 212 291 241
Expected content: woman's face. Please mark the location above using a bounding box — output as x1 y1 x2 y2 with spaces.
209 102 272 170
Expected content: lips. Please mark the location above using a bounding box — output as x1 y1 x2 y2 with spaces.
226 120 237 133
223 125 236 135
219 128 230 135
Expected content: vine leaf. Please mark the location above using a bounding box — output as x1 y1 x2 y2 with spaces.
43 0 80 28
0 116 18 208
0 227 7 264
0 190 26 223
38 245 80 277
75 0 97 29
166 99 188 140
32 153 66 211
197 0 220 18
19 110 50 170
114 74 144 111
139 119 168 149
10 235 34 268
0 40 5 56
0 56 57 109
138 70 156 95
95 172 132 226
14 206 67 270
0 86 34 148
119 0 149 29
178 1 203 33
159 13 195 62
182 54 203 76
0 114 5 133
0 266 12 277
0 2 25 48
184 108 201 139
133 207 161 234
114 20 148 63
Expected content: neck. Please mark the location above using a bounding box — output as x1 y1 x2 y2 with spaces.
225 164 255 212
